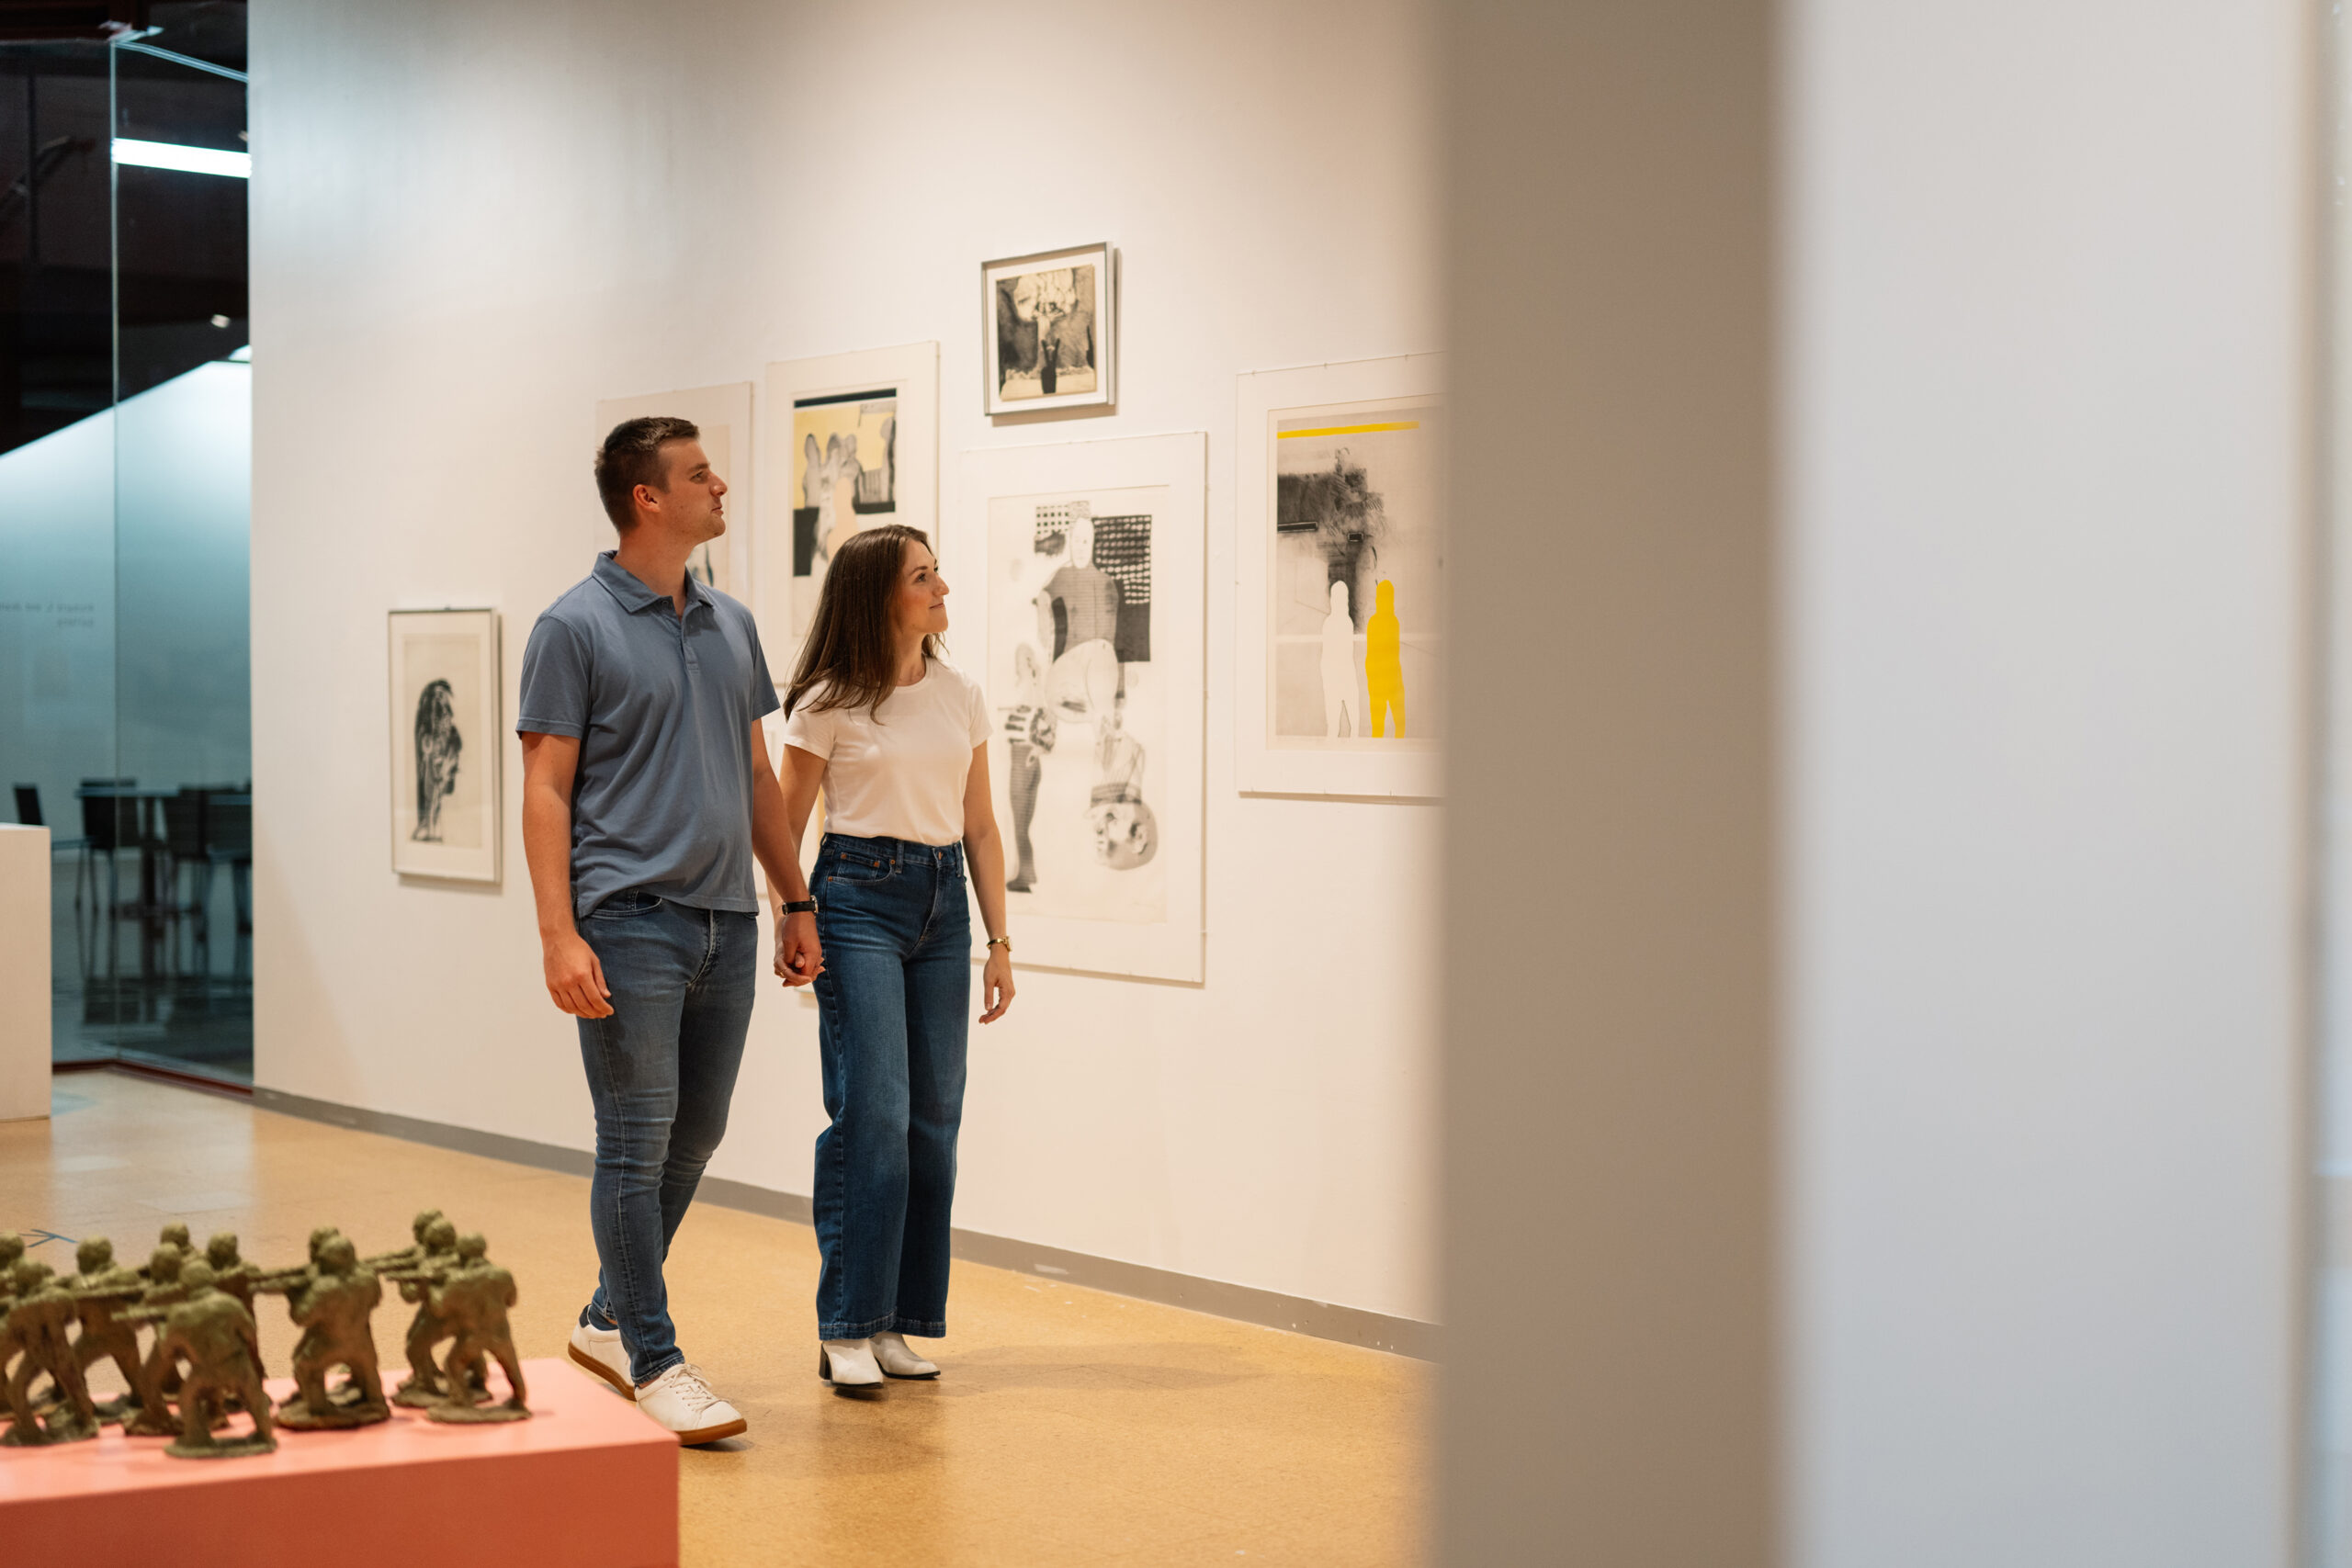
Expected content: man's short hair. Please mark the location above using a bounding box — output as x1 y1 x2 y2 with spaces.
594 416 701 532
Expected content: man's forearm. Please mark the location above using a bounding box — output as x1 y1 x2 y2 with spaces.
752 781 811 907
520 784 579 939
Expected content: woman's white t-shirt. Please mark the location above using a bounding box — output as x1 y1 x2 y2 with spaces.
779 659 991 846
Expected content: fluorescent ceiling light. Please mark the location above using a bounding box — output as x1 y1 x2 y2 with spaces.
113 139 249 179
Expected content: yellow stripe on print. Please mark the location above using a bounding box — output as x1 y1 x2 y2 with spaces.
1277 421 1422 438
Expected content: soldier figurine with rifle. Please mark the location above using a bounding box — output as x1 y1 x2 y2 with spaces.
66 1238 151 1422
2 1260 98 1446
384 1232 529 1423
129 1260 274 1460
261 1233 390 1428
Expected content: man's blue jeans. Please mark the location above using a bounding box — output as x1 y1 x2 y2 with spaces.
810 834 971 1341
574 890 755 1384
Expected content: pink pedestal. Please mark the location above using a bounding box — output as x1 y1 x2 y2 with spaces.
0 1359 676 1565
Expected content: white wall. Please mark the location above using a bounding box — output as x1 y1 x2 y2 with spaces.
1782 3 2310 1563
250 0 1438 1323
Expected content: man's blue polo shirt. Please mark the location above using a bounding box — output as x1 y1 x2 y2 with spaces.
516 552 780 919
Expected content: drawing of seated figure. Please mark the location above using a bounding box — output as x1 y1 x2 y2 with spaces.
1089 720 1157 871
1320 580 1362 739
412 679 462 840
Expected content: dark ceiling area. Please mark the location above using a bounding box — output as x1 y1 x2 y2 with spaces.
0 0 243 457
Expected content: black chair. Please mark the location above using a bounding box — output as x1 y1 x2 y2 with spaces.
205 795 253 935
162 790 210 969
17 783 90 858
74 778 136 912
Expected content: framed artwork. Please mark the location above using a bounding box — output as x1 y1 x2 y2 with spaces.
981 243 1115 416
593 382 753 599
388 608 501 883
1235 354 1445 799
958 431 1204 982
761 344 939 652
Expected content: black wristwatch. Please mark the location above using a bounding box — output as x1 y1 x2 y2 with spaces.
782 899 817 915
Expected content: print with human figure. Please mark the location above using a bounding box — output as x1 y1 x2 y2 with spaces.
995 265 1098 402
1272 404 1443 747
989 494 1166 925
399 632 485 848
791 389 898 634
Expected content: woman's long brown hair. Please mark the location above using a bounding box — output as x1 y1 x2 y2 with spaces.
785 524 943 718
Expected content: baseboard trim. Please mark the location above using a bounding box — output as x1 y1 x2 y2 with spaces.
252 1086 1435 1359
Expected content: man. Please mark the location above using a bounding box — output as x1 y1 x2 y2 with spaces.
518 416 821 1446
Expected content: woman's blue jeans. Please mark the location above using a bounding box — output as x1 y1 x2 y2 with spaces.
810 833 971 1341
573 890 756 1384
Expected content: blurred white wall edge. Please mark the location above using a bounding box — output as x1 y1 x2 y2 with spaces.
1781 2 2312 1564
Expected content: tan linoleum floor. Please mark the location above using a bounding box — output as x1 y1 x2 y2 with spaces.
3 1072 1427 1566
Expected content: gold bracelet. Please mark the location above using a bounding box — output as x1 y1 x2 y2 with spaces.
986 935 1012 952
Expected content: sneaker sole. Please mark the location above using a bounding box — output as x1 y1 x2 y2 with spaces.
665 1414 749 1446
567 1339 634 1397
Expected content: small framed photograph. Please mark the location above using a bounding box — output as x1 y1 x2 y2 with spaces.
389 608 501 883
982 243 1115 416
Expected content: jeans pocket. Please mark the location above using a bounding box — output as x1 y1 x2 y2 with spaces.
825 852 895 886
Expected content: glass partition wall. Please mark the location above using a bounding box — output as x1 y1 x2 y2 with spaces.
0 6 251 1083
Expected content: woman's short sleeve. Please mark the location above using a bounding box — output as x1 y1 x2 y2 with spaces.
966 673 991 748
781 693 836 761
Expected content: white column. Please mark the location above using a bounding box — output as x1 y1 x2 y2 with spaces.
0 825 51 1122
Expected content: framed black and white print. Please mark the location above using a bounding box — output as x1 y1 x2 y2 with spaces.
982 243 1116 416
389 608 501 883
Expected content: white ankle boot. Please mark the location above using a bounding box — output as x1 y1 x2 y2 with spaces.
871 1331 939 1379
818 1338 883 1387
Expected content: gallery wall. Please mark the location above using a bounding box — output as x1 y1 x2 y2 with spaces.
248 0 1439 1324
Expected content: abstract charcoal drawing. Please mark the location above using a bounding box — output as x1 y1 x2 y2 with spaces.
989 493 1167 925
996 265 1097 402
388 608 501 882
411 679 461 841
1271 405 1444 746
982 244 1115 415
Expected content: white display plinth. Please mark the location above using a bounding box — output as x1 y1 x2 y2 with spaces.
0 824 50 1121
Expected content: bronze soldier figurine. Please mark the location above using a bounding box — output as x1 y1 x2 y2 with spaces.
2 1260 99 1446
264 1234 390 1429
130 1260 274 1460
387 1215 467 1407
120 1247 198 1437
66 1238 150 1422
385 1233 529 1424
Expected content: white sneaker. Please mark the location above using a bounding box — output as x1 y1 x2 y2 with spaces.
634 1361 747 1445
818 1337 884 1387
872 1331 939 1379
566 1320 631 1396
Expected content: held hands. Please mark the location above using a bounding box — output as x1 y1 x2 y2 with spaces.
543 930 613 1019
775 910 824 987
979 946 1016 1024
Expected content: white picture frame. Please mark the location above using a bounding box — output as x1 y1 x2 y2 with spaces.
956 431 1205 983
389 608 501 883
762 344 940 655
981 243 1116 417
1235 354 1446 799
593 382 753 600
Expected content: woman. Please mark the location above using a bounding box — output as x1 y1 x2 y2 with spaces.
774 523 1016 1388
